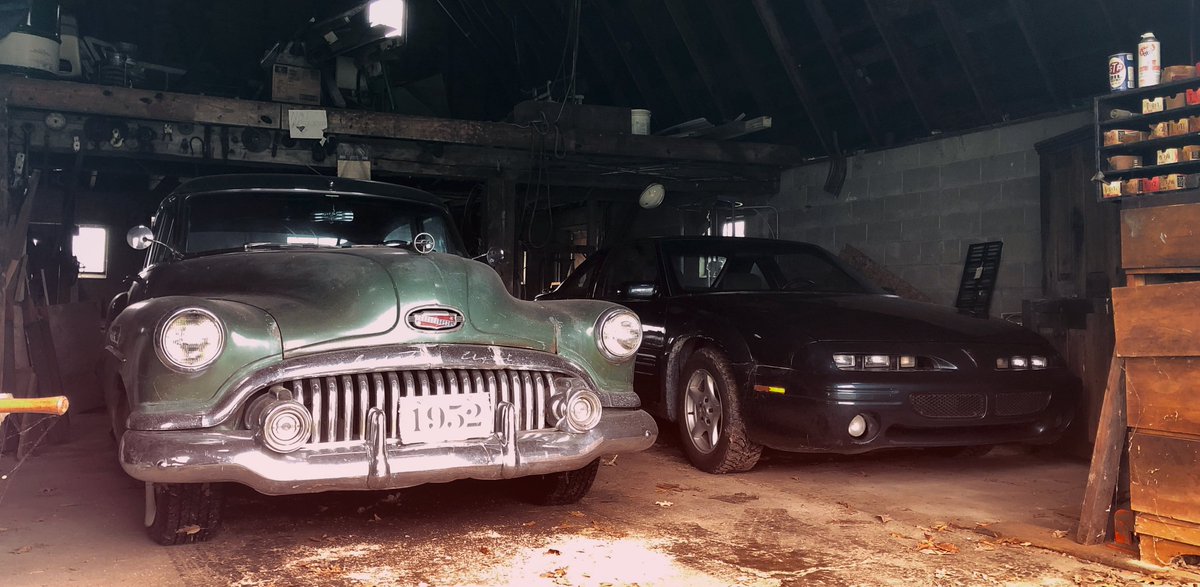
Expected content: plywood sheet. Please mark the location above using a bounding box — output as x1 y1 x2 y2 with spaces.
1126 358 1200 436
1113 282 1200 357
1130 431 1200 526
1122 204 1200 269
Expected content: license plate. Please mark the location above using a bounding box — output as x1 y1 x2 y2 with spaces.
397 392 494 444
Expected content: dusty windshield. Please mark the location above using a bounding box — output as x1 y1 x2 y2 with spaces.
179 191 464 256
663 240 877 294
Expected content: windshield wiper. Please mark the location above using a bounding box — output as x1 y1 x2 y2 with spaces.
243 242 333 251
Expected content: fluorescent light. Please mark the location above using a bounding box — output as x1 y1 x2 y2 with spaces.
369 0 406 37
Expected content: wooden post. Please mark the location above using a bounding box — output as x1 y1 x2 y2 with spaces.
0 97 9 221
486 176 518 295
1076 353 1127 545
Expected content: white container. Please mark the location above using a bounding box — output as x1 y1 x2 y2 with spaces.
631 109 651 135
1138 32 1161 88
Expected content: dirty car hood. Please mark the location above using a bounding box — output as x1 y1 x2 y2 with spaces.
142 248 554 353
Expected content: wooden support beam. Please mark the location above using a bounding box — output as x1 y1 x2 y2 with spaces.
1077 354 1127 545
4 77 802 167
486 176 519 294
0 97 9 220
702 0 774 118
1007 0 1064 107
661 0 729 120
863 0 934 133
804 0 882 145
930 0 998 121
750 0 834 155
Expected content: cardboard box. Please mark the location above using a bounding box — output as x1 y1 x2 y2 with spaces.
271 64 321 105
1123 178 1145 195
1144 176 1163 192
1170 118 1190 136
1103 180 1123 198
1160 174 1199 191
1188 88 1200 106
1166 92 1187 110
1150 121 1171 139
1158 148 1182 165
1183 145 1200 161
1144 97 1165 114
1104 129 1148 146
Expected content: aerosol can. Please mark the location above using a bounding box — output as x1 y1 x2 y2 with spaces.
1138 32 1161 88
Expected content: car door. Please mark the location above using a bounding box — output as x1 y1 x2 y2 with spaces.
593 241 668 412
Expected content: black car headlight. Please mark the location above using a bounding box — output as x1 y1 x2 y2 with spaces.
995 355 1049 370
156 308 225 371
595 309 642 362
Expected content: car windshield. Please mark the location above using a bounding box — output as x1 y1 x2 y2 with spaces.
180 191 464 256
663 240 876 294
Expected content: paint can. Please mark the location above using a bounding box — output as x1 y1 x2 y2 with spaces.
630 109 651 135
1109 53 1135 91
1138 32 1161 88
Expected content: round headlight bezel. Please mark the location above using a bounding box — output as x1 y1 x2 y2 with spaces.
155 307 226 372
595 308 643 362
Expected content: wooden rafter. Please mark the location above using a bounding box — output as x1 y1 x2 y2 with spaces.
930 0 998 121
804 0 881 145
701 0 774 118
662 0 729 121
863 0 934 133
622 1 703 121
589 1 675 116
1007 0 1064 106
750 0 834 155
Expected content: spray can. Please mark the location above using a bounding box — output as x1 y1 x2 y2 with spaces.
1138 32 1161 88
1109 53 1135 91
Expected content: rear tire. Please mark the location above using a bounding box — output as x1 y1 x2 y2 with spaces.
518 459 600 505
676 348 762 474
145 482 225 545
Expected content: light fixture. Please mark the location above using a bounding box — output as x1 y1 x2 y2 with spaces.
368 0 406 38
833 354 856 370
898 355 917 369
847 414 868 438
638 183 665 209
864 355 891 369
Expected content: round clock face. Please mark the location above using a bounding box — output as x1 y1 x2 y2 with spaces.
44 112 67 131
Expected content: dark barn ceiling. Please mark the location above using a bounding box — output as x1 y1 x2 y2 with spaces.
58 0 1198 158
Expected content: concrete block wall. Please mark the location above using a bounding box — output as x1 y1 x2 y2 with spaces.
772 112 1090 316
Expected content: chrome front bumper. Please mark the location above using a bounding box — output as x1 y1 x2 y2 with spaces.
120 406 657 495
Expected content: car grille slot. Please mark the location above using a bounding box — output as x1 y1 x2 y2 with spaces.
993 391 1051 417
910 393 986 419
286 369 560 444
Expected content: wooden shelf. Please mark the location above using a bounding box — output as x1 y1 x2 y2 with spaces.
1099 106 1200 129
1101 132 1200 154
1101 158 1200 176
1100 187 1200 205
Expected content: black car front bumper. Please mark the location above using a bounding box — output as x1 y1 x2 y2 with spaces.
741 365 1078 454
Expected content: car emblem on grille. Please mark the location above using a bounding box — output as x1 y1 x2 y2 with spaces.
407 308 464 331
413 232 436 254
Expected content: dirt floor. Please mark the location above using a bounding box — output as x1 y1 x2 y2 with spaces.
0 412 1191 587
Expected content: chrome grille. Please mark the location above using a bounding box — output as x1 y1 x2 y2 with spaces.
993 391 1051 417
278 369 561 444
910 393 986 419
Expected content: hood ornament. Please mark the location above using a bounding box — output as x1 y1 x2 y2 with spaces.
413 232 435 254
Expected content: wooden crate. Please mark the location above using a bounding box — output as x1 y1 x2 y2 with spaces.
1122 204 1200 270
1130 431 1200 526
1113 281 1200 357
1136 513 1200 566
1126 358 1200 435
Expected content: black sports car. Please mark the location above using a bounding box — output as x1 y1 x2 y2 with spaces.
539 237 1079 473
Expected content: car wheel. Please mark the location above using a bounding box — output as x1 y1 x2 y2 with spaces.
517 459 601 505
677 348 762 474
144 482 225 545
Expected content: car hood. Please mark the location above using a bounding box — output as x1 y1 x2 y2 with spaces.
677 292 1045 345
141 248 553 353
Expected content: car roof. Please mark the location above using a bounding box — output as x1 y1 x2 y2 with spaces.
171 174 448 208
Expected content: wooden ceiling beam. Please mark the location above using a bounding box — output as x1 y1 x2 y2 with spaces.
804 0 882 146
1007 0 1065 107
750 0 834 155
863 0 934 133
701 0 774 118
589 1 677 117
662 0 729 121
621 1 705 122
930 0 998 121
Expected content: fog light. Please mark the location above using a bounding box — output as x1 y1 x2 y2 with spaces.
899 355 917 369
833 354 856 370
848 414 868 438
562 389 602 433
864 355 891 369
247 388 312 453
1030 355 1048 369
1011 356 1029 370
996 357 1009 369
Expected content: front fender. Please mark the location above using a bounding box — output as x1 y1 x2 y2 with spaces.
106 296 283 424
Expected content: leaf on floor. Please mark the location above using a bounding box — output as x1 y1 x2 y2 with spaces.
654 501 674 508
1051 529 1068 538
546 548 561 556
601 455 619 466
11 545 32 554
178 525 202 535
876 514 892 524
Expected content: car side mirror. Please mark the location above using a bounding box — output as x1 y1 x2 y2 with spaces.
618 282 657 300
126 225 154 250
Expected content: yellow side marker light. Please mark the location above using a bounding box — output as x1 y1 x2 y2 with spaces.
753 385 786 394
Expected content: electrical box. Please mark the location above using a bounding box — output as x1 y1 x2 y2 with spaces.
270 63 321 105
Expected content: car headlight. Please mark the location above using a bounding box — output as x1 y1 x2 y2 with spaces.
596 309 642 362
157 308 225 371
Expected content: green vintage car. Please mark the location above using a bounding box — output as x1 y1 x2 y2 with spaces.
103 174 657 545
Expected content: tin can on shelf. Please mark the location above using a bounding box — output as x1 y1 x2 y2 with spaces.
1109 53 1135 91
1138 32 1161 87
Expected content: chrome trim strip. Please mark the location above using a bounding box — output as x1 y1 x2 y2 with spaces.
128 344 617 431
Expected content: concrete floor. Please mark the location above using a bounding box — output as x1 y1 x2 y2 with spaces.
0 413 1178 587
